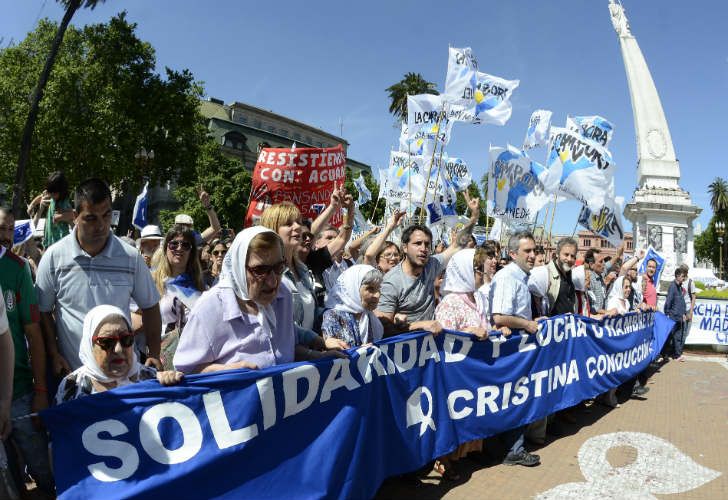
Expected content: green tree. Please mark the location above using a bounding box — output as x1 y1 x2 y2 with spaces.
385 72 438 122
0 13 206 213
709 177 728 217
694 219 720 269
160 140 252 232
13 0 106 213
455 180 489 226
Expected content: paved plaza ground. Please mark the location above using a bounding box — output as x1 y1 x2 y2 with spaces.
376 351 728 500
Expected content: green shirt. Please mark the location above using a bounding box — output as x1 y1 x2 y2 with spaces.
43 197 71 249
0 249 38 399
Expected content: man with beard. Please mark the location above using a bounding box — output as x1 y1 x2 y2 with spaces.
376 198 479 337
0 207 55 496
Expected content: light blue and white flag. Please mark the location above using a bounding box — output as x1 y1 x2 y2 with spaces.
488 145 552 228
165 274 202 311
406 94 450 153
442 156 472 192
386 151 418 202
638 246 666 284
353 173 372 206
523 109 552 150
132 181 149 231
545 127 615 211
351 205 373 237
577 196 625 248
13 219 34 246
566 115 614 148
448 71 519 126
444 46 478 103
377 167 388 200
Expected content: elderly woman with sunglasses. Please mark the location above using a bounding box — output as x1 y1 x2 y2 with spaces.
55 305 183 404
174 227 296 373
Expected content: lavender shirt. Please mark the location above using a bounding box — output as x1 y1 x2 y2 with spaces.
173 284 295 374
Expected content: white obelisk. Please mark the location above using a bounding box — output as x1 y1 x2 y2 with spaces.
609 0 701 281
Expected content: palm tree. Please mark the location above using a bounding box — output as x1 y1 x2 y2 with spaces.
12 0 106 214
386 72 438 122
709 177 728 216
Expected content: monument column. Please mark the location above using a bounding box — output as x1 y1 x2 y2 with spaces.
609 0 701 285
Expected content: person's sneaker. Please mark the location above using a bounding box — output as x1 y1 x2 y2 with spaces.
631 385 650 397
677 355 686 362
503 450 541 467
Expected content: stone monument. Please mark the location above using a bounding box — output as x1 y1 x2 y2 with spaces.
608 0 701 285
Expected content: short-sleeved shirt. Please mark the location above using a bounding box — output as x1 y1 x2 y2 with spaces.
682 279 696 311
0 250 40 399
588 271 607 311
489 262 532 320
321 308 381 346
377 254 445 324
43 197 72 249
173 284 295 374
35 229 160 370
643 275 657 307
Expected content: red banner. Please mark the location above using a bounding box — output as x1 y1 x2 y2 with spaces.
245 145 346 227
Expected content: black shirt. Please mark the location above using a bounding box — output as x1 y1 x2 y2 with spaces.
549 265 576 316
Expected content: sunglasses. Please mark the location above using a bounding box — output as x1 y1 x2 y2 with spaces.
92 333 135 352
247 261 286 281
212 249 227 256
168 240 192 251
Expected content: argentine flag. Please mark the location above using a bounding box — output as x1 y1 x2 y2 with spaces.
523 109 552 150
353 174 372 206
13 219 34 246
638 246 666 284
132 181 149 231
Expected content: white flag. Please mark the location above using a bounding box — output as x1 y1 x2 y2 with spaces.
488 145 551 228
565 115 614 147
444 47 479 103
545 127 615 211
523 109 552 150
448 71 519 126
406 94 450 153
353 173 372 206
577 196 625 248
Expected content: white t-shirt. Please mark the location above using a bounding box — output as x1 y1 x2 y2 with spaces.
682 279 696 311
295 279 316 331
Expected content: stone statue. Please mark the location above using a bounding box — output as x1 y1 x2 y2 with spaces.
609 0 631 37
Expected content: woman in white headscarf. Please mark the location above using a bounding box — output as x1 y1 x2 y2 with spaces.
174 226 296 374
607 275 635 315
321 265 384 347
56 305 183 404
571 265 592 316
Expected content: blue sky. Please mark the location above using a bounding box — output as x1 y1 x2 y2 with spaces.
2 0 726 234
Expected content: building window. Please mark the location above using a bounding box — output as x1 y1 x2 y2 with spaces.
583 239 591 247
268 125 276 133
280 130 289 138
305 136 313 144
627 240 633 250
223 131 246 151
253 119 262 129
316 141 324 148
293 132 302 141
600 239 609 248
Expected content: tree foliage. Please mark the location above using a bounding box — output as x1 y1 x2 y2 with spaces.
385 72 438 123
160 140 251 232
0 13 207 210
709 177 728 218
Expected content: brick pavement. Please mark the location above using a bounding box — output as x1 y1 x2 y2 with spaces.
376 353 728 500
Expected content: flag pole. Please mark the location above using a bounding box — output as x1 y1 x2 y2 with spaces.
546 193 558 250
418 104 447 223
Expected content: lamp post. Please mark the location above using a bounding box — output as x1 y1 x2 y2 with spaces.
716 221 725 280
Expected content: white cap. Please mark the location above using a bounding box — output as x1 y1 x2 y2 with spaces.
139 225 163 240
174 214 194 225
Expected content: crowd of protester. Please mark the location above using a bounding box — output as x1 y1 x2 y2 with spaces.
0 172 699 497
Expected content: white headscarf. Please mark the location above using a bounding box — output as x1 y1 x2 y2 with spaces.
79 305 141 385
219 226 281 338
325 264 384 343
442 249 476 294
572 265 587 292
607 276 631 313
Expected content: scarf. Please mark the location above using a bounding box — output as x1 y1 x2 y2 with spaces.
441 249 476 294
219 226 279 350
325 264 383 343
78 305 141 386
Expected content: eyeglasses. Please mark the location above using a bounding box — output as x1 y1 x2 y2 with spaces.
247 261 286 281
92 333 135 352
380 252 399 260
168 240 192 251
212 249 227 256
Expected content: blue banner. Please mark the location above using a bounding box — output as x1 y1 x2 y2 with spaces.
42 312 673 499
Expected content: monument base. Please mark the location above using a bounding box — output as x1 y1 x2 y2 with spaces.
624 185 701 290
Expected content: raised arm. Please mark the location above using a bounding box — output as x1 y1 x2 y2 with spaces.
440 195 480 265
363 210 406 265
326 193 355 257
347 225 380 262
199 191 222 243
311 185 343 237
619 248 645 276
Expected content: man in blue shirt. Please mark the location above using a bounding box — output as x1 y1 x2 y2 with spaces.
663 267 687 361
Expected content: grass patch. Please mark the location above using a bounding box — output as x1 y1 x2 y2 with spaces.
697 288 728 299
